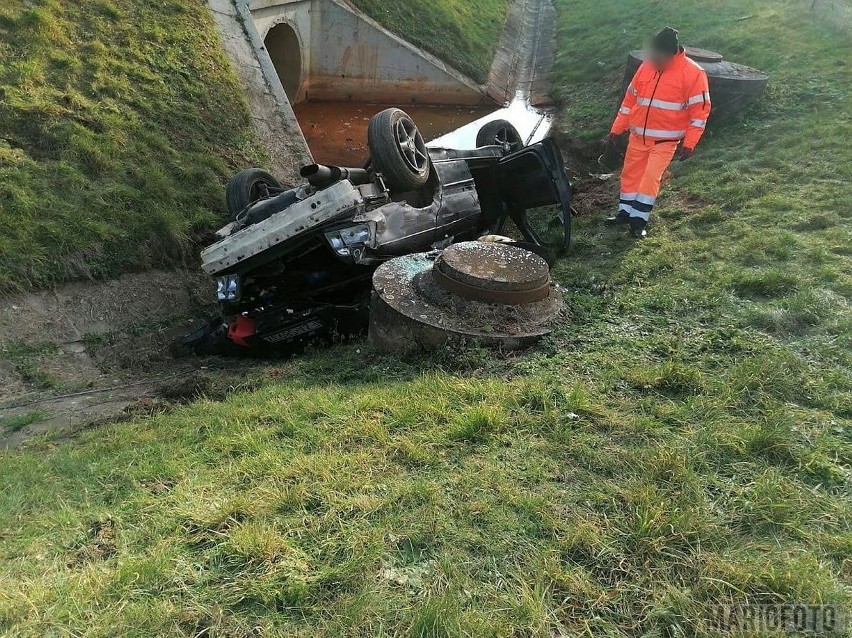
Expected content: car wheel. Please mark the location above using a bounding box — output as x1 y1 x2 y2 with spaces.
368 108 431 191
476 119 523 152
226 168 282 219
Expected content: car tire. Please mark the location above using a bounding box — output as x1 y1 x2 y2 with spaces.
226 168 281 218
367 108 431 191
476 119 523 151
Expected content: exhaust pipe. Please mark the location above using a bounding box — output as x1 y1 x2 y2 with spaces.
300 164 371 189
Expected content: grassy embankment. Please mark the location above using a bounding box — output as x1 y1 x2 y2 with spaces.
350 0 510 83
0 0 508 293
0 0 265 292
1 0 851 636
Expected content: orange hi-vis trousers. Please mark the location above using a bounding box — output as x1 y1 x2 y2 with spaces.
618 134 679 222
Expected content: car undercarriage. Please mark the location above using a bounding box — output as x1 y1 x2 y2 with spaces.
176 109 573 357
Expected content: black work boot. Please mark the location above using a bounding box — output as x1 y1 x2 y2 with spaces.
605 211 630 227
629 217 648 239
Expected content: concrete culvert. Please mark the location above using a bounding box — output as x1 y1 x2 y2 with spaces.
264 22 303 103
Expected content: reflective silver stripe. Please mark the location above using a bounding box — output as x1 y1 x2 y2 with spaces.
689 119 707 128
619 204 650 221
636 97 686 111
620 192 638 201
636 193 657 205
619 106 631 115
628 84 637 96
630 126 685 139
686 93 707 106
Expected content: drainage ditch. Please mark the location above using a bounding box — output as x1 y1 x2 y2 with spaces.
261 0 559 165
293 101 497 166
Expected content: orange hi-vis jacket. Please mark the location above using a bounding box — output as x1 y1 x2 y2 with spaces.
611 50 711 149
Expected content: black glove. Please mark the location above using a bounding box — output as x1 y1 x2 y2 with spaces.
606 133 620 146
678 147 695 161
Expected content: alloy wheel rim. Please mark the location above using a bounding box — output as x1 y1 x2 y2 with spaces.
394 118 428 173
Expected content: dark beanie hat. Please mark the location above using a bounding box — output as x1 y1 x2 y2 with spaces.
652 27 680 55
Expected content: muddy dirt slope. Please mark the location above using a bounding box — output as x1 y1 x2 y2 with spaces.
0 270 219 448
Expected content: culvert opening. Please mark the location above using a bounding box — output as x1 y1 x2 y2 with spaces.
262 22 493 166
242 0 558 168
255 7 551 167
264 22 302 103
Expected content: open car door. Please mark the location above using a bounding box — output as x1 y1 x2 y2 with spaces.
473 138 573 253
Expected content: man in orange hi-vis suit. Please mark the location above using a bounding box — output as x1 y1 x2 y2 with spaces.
605 27 711 238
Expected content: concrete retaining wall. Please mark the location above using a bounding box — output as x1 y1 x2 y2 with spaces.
247 0 489 105
206 0 312 183
308 0 487 104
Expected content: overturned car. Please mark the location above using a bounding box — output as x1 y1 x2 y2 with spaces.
178 108 573 356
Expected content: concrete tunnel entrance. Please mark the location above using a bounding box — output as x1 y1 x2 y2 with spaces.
251 1 513 166
264 22 302 103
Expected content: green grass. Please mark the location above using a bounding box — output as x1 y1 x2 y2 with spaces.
0 343 849 635
0 410 48 434
1 341 61 390
1 0 851 635
350 0 510 83
0 0 265 291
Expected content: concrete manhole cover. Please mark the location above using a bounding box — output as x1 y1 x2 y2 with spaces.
432 242 552 303
683 46 724 63
369 242 564 352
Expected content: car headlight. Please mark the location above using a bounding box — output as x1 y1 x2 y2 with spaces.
325 224 373 258
216 274 241 302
